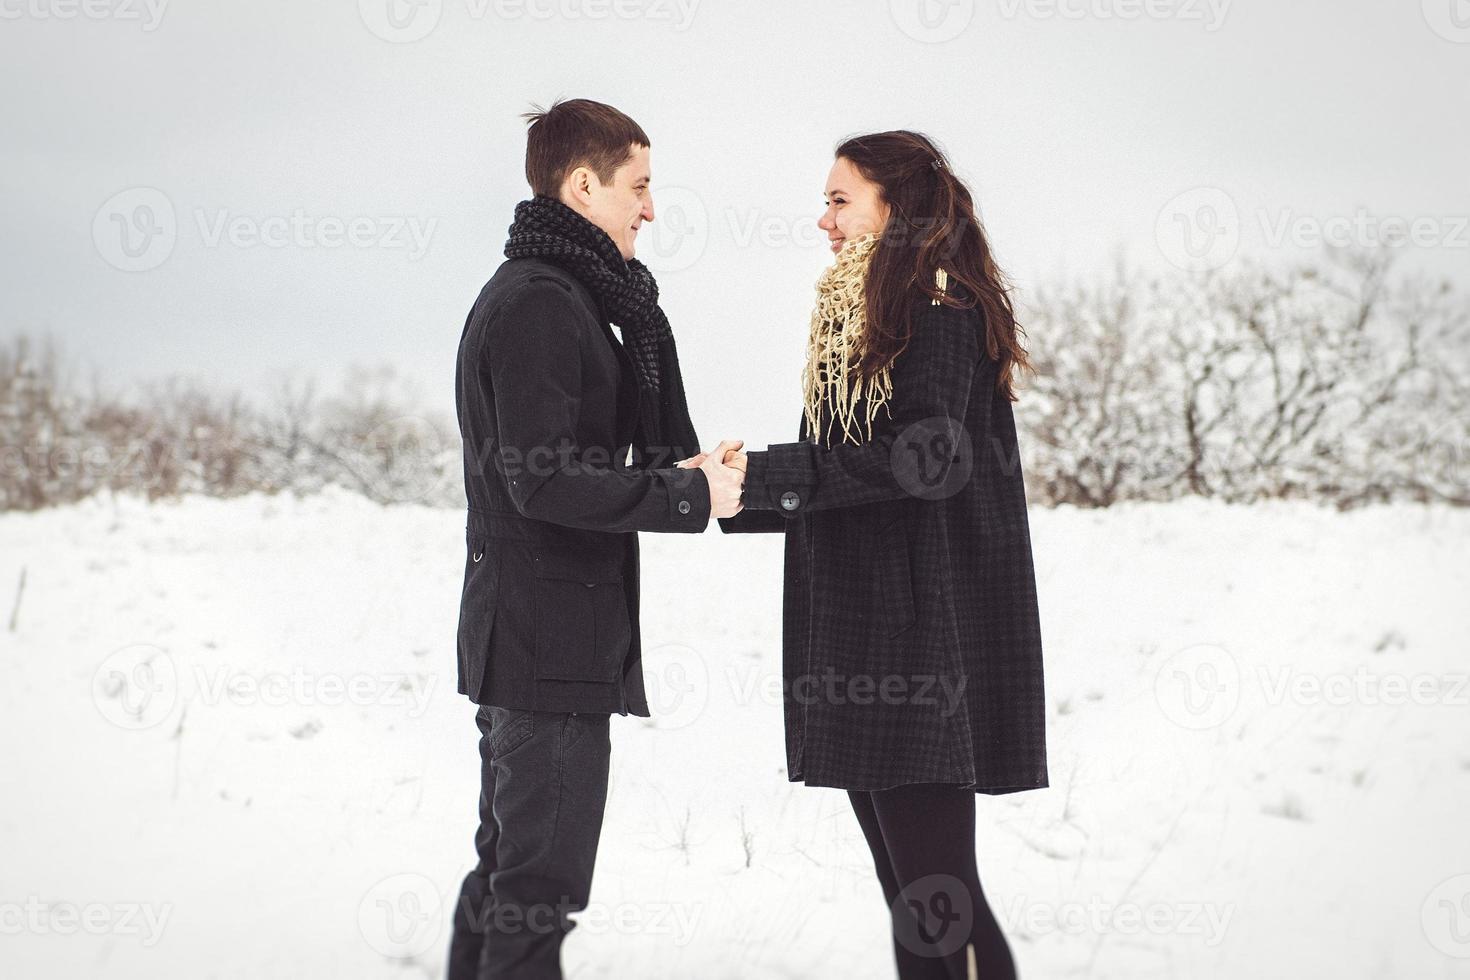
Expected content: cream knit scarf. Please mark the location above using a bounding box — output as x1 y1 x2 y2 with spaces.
801 233 890 448
802 233 950 448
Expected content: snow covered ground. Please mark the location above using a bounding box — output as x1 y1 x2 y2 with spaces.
2 489 1468 979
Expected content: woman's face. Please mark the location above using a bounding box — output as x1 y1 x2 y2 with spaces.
818 156 890 255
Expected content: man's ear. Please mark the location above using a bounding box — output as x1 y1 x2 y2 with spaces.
561 166 596 210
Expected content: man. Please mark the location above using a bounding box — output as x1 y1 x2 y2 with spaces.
447 98 745 979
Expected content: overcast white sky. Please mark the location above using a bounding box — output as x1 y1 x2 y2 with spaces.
1 0 1466 445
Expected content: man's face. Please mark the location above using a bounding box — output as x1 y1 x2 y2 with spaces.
575 143 654 261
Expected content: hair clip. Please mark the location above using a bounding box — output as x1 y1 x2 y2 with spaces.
933 267 949 305
931 158 943 170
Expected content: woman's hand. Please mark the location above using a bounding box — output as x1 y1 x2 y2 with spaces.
675 441 745 470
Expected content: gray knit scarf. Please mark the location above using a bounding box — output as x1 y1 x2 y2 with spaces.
504 195 701 467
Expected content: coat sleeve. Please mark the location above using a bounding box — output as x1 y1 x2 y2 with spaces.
716 408 804 534
482 277 710 533
739 300 993 518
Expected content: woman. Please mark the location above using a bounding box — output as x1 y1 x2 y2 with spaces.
684 131 1048 979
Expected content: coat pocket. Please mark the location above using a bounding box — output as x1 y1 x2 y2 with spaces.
530 549 630 683
877 517 917 638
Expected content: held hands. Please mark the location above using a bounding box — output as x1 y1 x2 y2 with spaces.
676 440 746 519
676 444 747 471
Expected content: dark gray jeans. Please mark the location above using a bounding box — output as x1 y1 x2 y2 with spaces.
447 706 612 980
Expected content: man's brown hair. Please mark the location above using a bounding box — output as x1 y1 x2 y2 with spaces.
522 98 650 198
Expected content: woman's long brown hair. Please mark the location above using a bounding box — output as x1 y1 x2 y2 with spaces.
836 130 1031 400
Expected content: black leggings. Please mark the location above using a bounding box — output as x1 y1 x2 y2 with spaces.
847 784 1017 980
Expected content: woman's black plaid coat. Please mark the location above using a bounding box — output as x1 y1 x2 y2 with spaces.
721 296 1049 795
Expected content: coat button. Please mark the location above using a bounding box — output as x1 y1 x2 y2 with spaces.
780 491 800 511
678 499 691 515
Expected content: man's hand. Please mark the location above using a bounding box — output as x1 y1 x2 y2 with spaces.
676 443 746 471
691 439 744 519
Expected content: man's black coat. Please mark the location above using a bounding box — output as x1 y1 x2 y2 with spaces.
453 256 710 714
